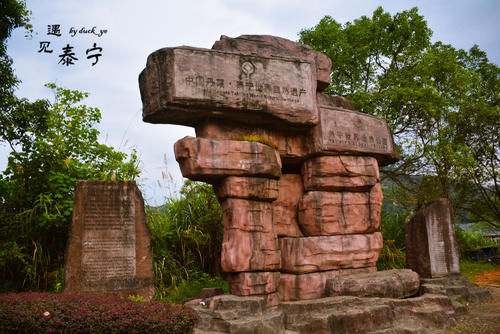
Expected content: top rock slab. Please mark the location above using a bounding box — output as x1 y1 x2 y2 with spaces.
212 35 331 91
139 46 318 129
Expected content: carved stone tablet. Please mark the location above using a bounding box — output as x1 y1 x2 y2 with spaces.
140 47 317 128
406 198 460 278
64 181 154 299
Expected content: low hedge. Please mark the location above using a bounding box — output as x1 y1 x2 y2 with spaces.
0 292 197 333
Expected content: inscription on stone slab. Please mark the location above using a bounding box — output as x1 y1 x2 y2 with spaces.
81 191 136 291
64 181 154 299
173 48 314 112
317 106 394 155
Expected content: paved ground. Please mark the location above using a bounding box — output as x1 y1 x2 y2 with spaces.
444 269 500 334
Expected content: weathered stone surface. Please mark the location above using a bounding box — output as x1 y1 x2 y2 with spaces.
280 294 456 334
279 267 376 301
140 46 318 128
221 199 280 272
325 269 420 299
406 198 460 278
212 34 332 91
420 274 492 304
309 93 400 166
298 184 383 236
215 176 279 201
273 174 304 237
228 271 280 296
64 181 154 299
279 233 383 274
185 295 285 333
302 155 380 191
174 136 281 182
195 119 307 164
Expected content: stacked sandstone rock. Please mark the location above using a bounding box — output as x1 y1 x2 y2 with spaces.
139 35 400 306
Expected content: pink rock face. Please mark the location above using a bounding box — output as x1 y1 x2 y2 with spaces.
298 184 383 236
195 119 307 164
309 93 400 167
279 267 376 301
279 233 383 274
302 156 380 191
139 46 318 128
221 199 280 272
174 136 281 182
228 271 280 295
273 174 304 237
215 177 279 201
212 35 331 91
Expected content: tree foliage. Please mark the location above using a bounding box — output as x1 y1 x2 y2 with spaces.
0 84 140 291
300 7 500 228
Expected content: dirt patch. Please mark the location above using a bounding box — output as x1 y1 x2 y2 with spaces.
444 269 500 334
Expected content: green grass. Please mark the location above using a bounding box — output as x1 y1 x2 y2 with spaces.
460 259 499 283
160 274 229 304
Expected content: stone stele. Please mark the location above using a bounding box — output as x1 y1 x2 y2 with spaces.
406 198 460 278
64 181 154 299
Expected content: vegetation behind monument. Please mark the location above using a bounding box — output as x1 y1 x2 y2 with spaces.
299 6 499 230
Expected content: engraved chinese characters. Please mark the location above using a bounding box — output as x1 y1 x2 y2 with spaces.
64 181 154 299
139 35 400 305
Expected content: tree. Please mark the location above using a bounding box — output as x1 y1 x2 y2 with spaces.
299 7 499 228
0 84 140 291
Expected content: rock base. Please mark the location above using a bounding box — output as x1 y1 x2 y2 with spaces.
187 293 457 334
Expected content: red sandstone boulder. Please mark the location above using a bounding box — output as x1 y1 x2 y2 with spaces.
228 271 280 296
215 176 279 201
325 269 420 299
273 174 304 237
298 184 383 236
174 136 281 182
302 155 379 191
279 233 383 274
140 46 318 129
221 199 280 272
279 267 376 301
309 93 400 167
212 34 331 91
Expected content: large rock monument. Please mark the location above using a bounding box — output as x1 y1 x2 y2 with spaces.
64 181 154 299
139 35 399 306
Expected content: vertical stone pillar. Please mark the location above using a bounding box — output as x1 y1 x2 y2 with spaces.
64 181 154 299
406 198 460 278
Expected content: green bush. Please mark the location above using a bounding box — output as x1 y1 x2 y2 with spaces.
377 210 407 270
0 293 196 333
455 226 497 254
164 273 228 304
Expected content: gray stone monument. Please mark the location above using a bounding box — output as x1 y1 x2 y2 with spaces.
406 198 460 278
64 181 154 299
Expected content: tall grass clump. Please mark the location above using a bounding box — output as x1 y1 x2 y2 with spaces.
377 210 407 270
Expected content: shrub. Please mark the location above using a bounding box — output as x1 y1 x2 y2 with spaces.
164 273 228 304
0 293 197 333
377 210 407 270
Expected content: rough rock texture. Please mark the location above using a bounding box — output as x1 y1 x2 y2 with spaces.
298 184 383 236
197 288 224 299
228 272 280 296
279 267 376 301
406 198 460 278
279 233 383 274
302 155 380 191
186 295 285 333
139 46 318 128
272 174 304 237
195 119 307 165
212 34 332 91
187 293 458 333
64 181 154 300
215 176 279 201
174 136 281 182
221 199 280 272
310 93 400 167
325 269 420 299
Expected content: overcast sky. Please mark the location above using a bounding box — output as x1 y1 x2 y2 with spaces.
4 0 500 205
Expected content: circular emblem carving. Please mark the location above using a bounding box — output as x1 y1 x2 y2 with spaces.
241 61 255 76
